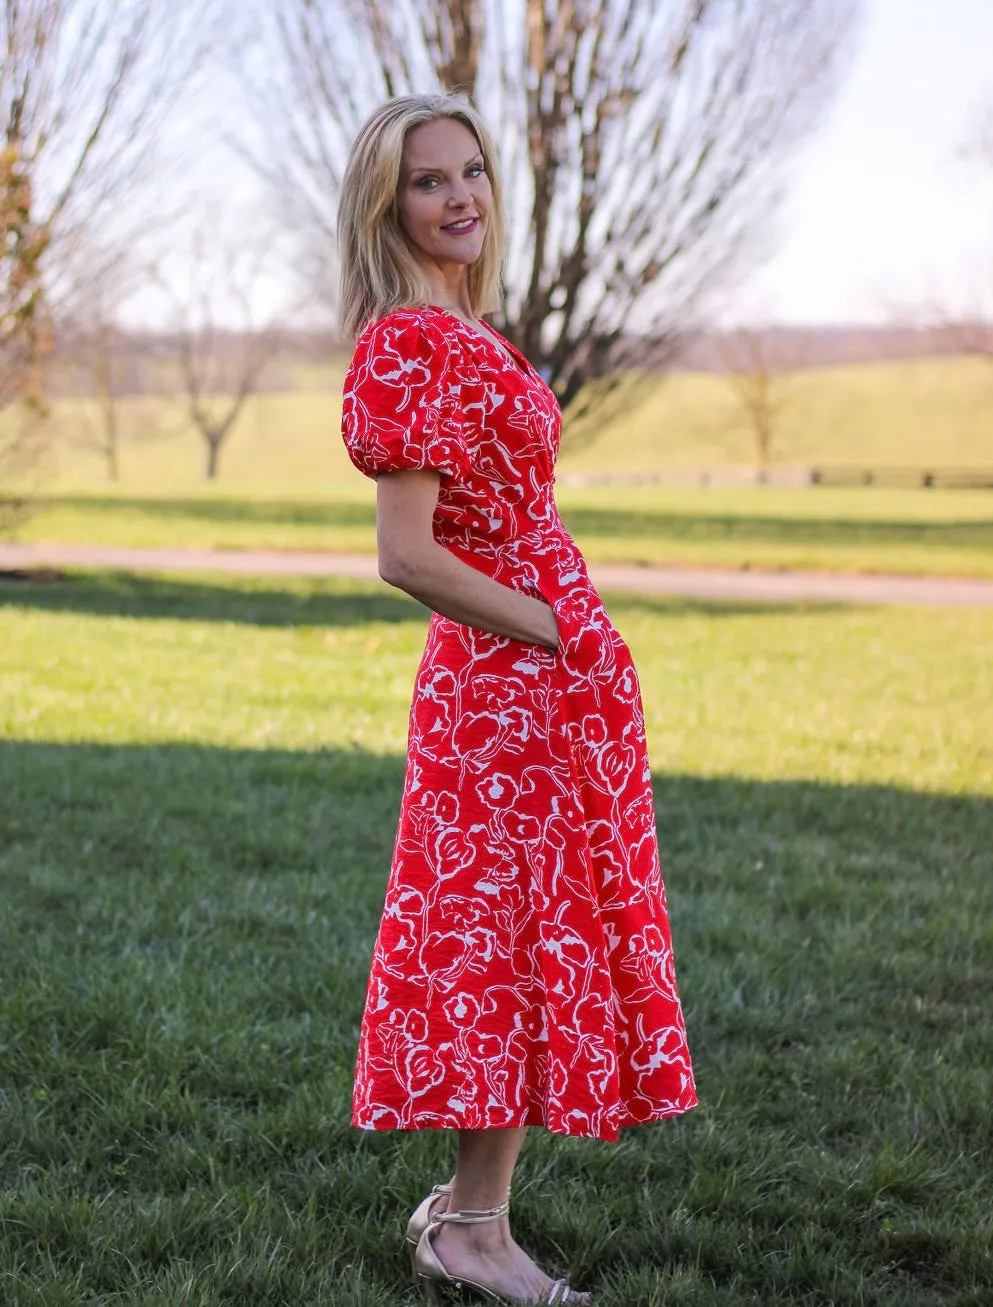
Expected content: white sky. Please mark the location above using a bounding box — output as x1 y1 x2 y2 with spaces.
737 0 993 324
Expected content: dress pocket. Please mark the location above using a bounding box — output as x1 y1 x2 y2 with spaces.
550 591 593 671
550 589 634 689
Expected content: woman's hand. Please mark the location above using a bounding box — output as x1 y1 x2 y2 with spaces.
377 469 559 651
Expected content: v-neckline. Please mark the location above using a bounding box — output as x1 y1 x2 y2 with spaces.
432 306 533 377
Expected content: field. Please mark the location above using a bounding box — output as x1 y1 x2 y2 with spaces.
19 484 993 579
2 351 992 1302
2 568 992 1305
6 355 990 579
25 354 993 487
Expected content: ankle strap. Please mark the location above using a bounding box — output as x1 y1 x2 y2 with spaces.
433 1200 510 1225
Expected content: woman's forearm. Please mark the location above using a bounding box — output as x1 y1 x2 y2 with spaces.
380 540 559 650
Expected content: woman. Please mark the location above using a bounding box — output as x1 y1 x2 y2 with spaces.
339 93 697 1305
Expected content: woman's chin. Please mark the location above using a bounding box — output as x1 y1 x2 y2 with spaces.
435 232 486 265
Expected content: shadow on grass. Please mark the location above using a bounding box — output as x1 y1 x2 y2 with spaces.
1 738 991 1304
2 738 989 1051
37 494 378 530
0 568 856 627
34 493 993 551
0 568 424 628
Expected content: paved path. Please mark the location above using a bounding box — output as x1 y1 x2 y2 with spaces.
2 541 992 607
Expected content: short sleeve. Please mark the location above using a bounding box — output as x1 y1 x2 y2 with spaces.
341 310 470 482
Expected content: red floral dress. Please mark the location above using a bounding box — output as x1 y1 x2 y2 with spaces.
341 305 696 1141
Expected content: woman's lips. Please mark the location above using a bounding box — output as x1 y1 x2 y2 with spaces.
441 217 480 234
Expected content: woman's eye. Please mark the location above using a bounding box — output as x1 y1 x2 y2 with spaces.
417 177 438 190
467 165 484 178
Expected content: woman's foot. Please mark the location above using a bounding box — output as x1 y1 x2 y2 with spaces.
428 1213 589 1304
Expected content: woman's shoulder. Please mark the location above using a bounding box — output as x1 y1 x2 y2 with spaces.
346 306 455 391
356 304 451 353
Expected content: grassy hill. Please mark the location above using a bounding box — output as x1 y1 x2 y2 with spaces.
565 356 993 475
15 354 992 493
4 355 992 578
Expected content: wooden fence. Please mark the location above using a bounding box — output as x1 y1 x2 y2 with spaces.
559 466 993 490
809 466 993 489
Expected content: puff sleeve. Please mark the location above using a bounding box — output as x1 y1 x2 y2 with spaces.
341 310 470 482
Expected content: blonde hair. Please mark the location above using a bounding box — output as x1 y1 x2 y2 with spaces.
337 93 507 341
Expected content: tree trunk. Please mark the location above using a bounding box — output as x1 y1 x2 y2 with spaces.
204 435 222 480
102 402 120 481
756 412 772 468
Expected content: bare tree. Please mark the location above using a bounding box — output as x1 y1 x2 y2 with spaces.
0 0 211 523
57 309 134 482
715 327 807 468
152 226 285 481
0 412 48 533
55 288 176 481
923 98 993 379
959 101 993 366
240 0 860 443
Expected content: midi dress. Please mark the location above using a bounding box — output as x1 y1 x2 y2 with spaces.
341 305 696 1142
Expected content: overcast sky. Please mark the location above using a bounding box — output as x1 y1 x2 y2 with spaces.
737 0 993 324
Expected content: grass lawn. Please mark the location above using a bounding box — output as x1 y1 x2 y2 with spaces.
16 484 993 578
18 355 993 487
563 355 993 474
1 569 991 1305
7 354 992 577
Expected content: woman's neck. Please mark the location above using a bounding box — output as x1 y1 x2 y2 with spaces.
434 301 477 325
421 267 474 322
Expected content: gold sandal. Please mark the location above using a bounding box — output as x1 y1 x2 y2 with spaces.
413 1201 583 1304
406 1182 453 1247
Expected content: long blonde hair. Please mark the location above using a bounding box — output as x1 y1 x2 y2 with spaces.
337 93 507 341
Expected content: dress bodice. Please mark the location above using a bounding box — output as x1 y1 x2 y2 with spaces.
342 306 588 606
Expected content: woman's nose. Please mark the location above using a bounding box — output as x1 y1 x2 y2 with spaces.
448 179 472 206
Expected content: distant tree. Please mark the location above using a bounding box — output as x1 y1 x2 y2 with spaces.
933 97 993 376
0 410 47 534
58 310 135 483
241 0 861 446
56 277 175 482
966 103 993 367
716 328 805 469
940 315 993 368
0 0 210 528
152 226 285 481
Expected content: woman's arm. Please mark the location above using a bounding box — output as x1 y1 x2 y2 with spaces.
376 469 559 651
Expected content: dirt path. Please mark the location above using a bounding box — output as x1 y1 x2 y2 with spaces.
2 541 992 607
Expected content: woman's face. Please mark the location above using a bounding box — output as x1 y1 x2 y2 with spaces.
396 118 491 276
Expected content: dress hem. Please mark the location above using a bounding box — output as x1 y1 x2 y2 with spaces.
352 1096 698 1144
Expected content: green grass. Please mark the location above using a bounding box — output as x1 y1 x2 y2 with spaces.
19 355 993 490
5 354 992 577
1 569 992 1304
564 355 993 474
17 483 993 577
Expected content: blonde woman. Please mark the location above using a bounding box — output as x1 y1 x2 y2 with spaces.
339 93 696 1305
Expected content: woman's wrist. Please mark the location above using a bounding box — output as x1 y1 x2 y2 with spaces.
541 602 560 652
